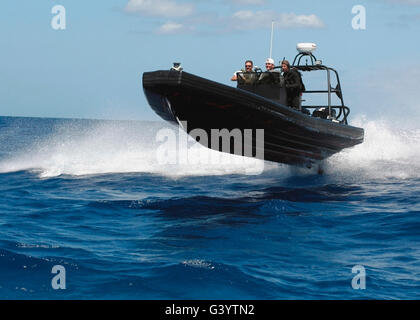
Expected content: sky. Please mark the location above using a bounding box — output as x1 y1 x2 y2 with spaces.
1 0 420 123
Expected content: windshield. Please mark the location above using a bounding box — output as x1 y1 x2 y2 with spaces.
235 71 282 86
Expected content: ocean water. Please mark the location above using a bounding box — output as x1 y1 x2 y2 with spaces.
0 116 419 300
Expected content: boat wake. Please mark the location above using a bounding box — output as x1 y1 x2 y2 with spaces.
325 115 420 180
0 119 265 178
0 116 419 180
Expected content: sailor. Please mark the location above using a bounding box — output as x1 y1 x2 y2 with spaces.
258 58 281 84
231 60 255 84
281 60 305 110
265 58 275 71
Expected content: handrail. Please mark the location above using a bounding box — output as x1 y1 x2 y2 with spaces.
291 53 349 125
292 52 318 66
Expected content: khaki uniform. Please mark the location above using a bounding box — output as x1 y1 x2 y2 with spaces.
236 69 257 85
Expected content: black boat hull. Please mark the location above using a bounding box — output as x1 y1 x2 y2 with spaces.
142 70 364 167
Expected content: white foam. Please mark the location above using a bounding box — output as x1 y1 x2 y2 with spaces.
325 115 420 179
0 121 266 178
1 117 419 180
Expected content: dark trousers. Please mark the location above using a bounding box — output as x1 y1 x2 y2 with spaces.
287 95 301 111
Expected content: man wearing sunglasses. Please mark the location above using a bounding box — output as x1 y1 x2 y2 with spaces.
231 60 255 83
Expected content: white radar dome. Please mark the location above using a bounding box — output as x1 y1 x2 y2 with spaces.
296 43 317 54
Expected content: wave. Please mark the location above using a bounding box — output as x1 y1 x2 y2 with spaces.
0 116 419 179
325 116 420 179
0 119 265 178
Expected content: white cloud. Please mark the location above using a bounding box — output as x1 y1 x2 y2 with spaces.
124 1 325 35
155 22 192 34
230 0 266 5
125 0 194 18
230 10 325 31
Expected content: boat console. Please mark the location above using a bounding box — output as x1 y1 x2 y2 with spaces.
235 71 287 105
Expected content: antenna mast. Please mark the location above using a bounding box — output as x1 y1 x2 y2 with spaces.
269 21 274 59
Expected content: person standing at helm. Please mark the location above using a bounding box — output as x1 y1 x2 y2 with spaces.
231 60 254 83
265 58 275 71
282 60 304 110
259 58 280 84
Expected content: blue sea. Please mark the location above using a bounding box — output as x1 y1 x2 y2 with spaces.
0 116 419 300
